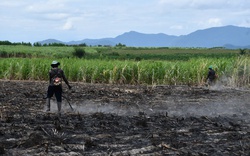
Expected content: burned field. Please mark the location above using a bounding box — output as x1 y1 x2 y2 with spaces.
0 80 250 155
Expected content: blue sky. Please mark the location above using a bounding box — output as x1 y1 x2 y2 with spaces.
1 0 250 43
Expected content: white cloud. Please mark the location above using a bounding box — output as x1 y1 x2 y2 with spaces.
239 18 250 27
1 0 250 42
43 13 70 20
61 20 74 30
193 17 223 30
208 18 222 26
170 25 184 30
26 2 66 13
0 0 36 7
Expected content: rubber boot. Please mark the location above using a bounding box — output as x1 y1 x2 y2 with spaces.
46 98 51 111
57 102 62 116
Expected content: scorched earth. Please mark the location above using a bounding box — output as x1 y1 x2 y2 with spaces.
0 80 250 155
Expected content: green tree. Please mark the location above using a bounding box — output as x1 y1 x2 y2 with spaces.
115 43 126 47
239 48 247 55
33 42 42 47
0 40 12 45
72 47 86 58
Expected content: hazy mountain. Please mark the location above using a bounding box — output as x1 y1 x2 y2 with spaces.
111 31 177 47
37 39 64 45
67 38 115 46
223 44 250 49
38 25 250 48
172 25 250 48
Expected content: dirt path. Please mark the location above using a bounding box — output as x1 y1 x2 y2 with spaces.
0 80 250 155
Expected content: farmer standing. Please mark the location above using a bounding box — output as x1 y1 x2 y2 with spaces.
46 60 71 115
206 65 217 86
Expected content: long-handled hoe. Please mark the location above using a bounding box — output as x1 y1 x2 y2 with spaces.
43 93 74 111
62 95 74 111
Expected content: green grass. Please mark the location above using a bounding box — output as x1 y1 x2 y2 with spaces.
0 45 239 61
1 57 248 87
88 47 239 61
0 45 249 87
0 45 74 58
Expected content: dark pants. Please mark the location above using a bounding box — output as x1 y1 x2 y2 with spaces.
207 78 215 86
47 85 62 102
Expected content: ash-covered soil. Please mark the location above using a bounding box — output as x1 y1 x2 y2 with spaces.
0 80 250 156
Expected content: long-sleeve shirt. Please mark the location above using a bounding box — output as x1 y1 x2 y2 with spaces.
207 69 216 80
49 67 70 86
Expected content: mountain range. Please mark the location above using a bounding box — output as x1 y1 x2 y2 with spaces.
38 25 250 49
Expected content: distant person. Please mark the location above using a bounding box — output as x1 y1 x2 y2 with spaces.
206 65 217 86
46 60 71 115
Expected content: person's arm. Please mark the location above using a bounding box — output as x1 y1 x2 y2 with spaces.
61 70 71 89
207 71 210 80
49 70 52 84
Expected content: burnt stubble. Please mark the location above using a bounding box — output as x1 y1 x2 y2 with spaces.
0 81 250 155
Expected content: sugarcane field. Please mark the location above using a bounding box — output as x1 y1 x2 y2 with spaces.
1 46 250 155
0 0 250 156
1 0 250 154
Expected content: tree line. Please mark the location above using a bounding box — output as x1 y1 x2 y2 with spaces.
0 40 87 47
0 40 127 48
0 41 32 46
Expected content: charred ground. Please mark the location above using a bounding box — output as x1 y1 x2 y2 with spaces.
0 80 250 155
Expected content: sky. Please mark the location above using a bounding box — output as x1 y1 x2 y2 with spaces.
1 0 250 43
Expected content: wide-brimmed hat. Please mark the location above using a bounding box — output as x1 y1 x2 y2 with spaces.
51 60 60 66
